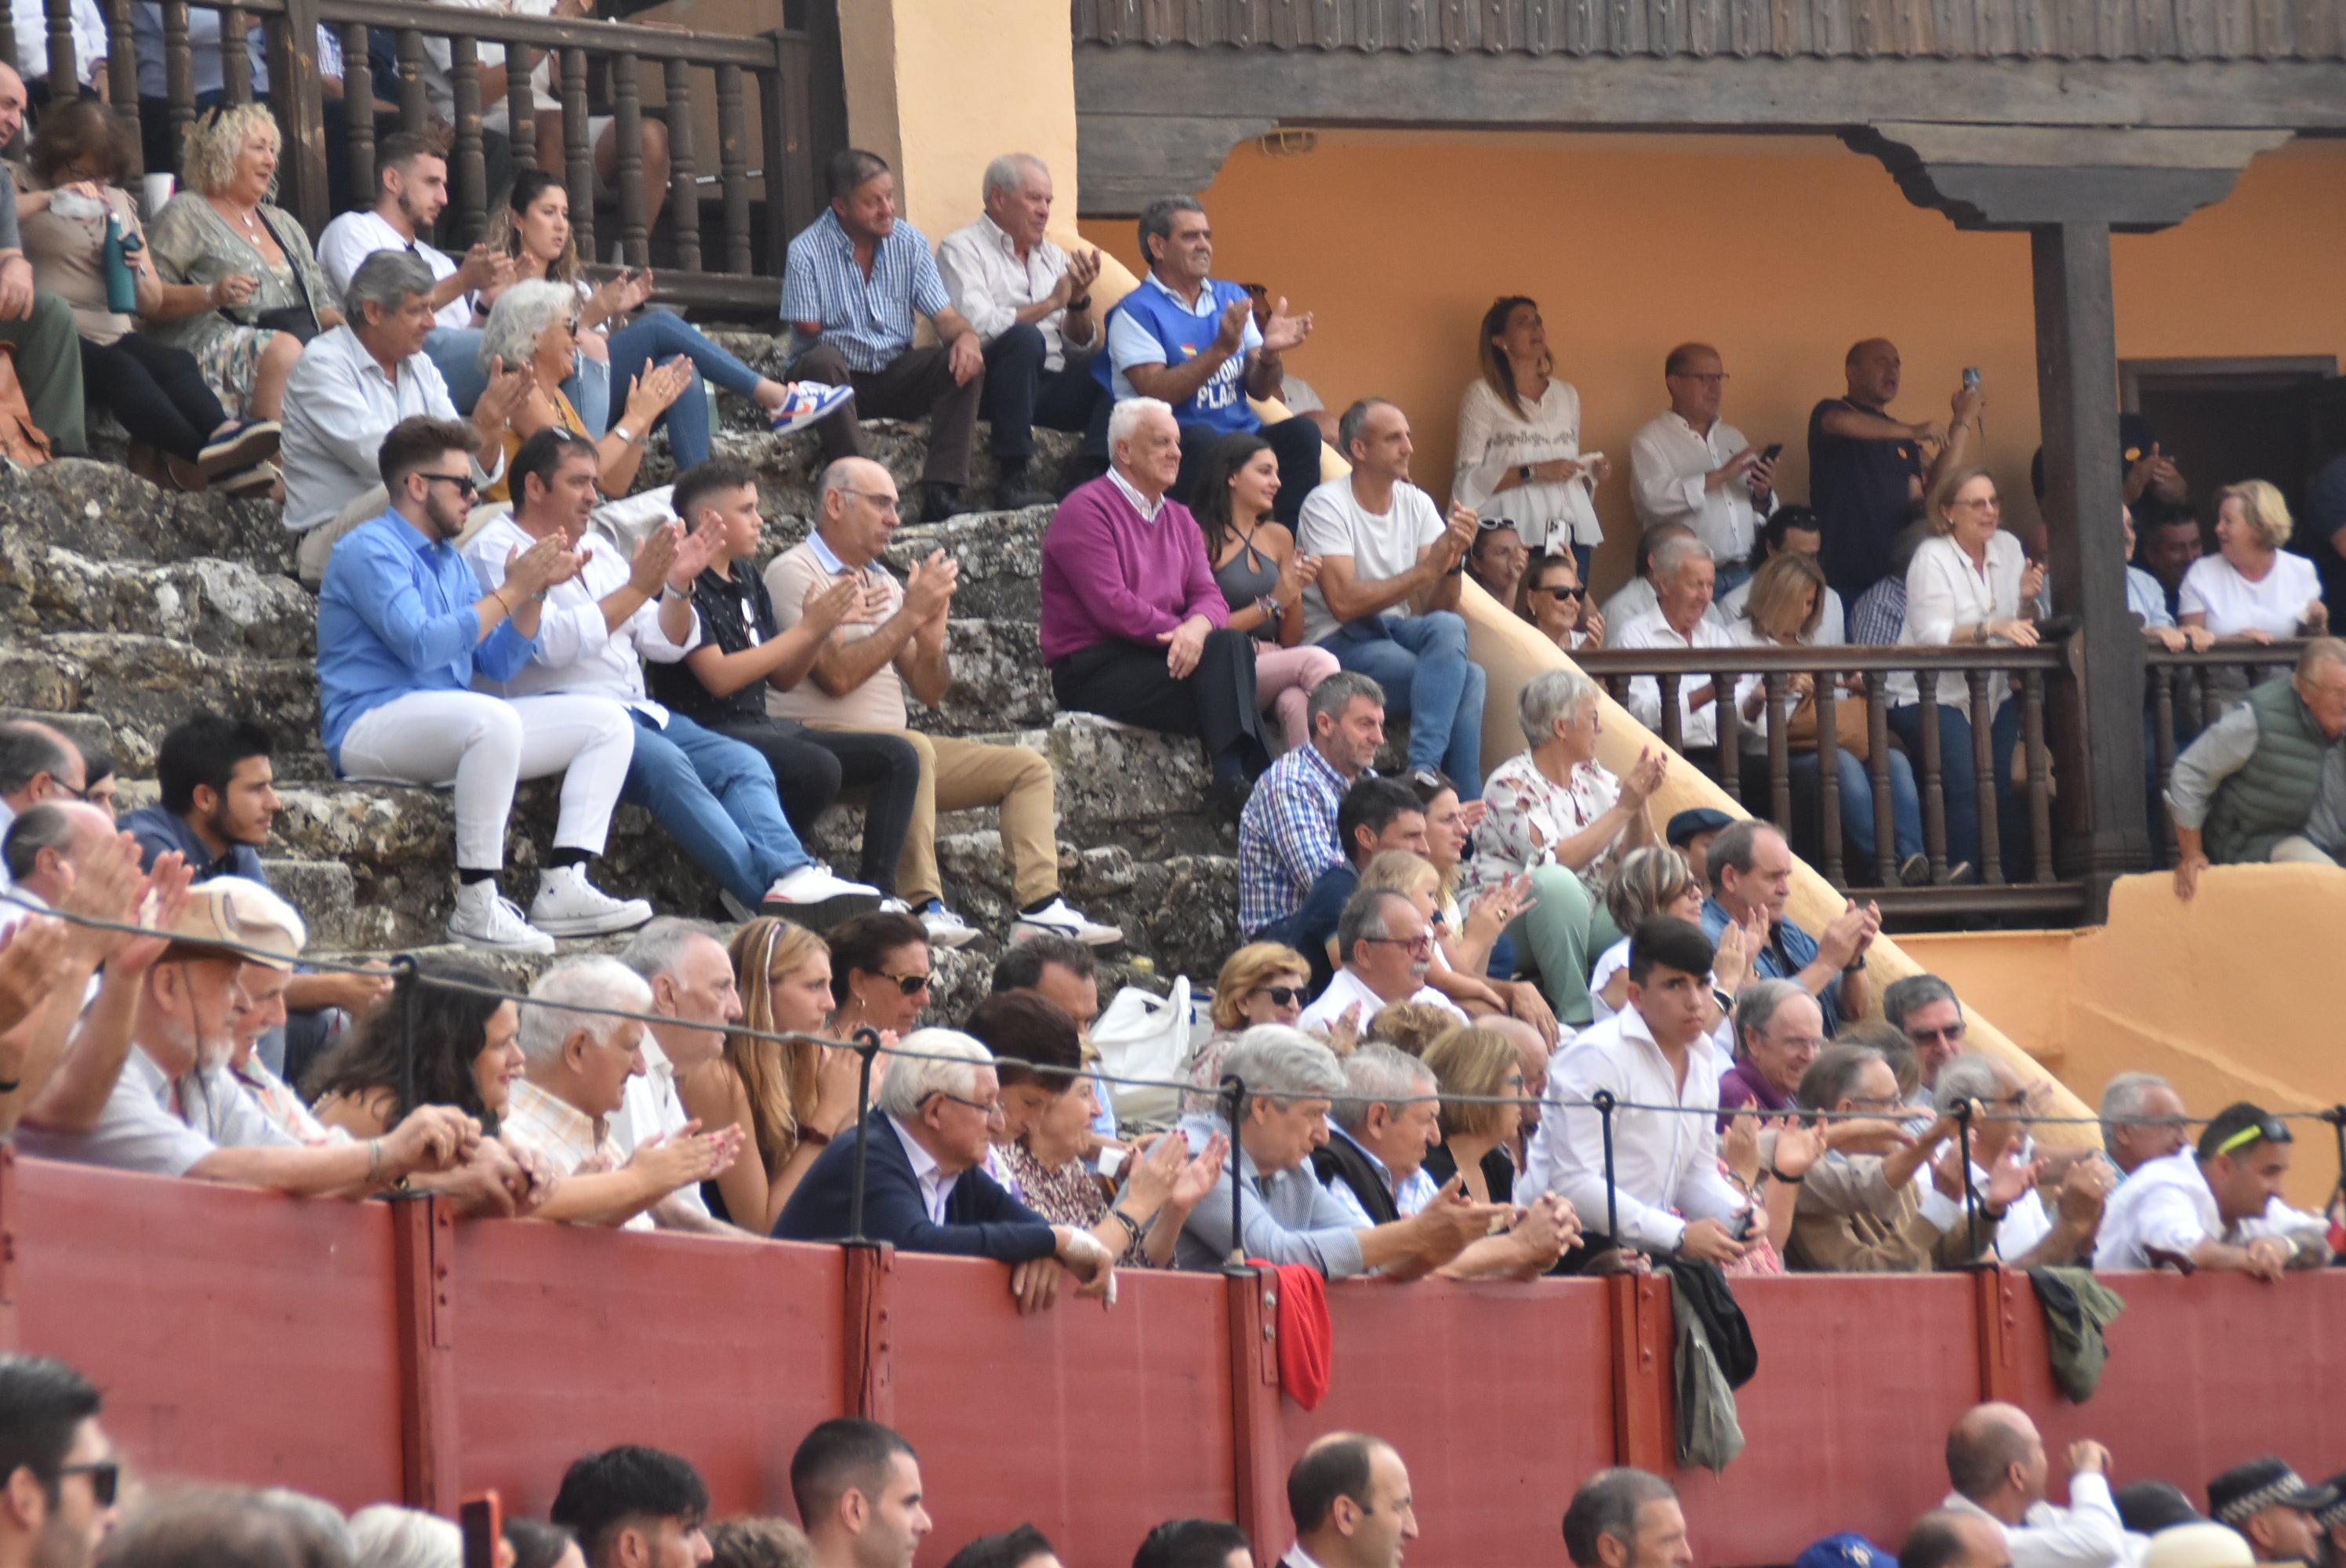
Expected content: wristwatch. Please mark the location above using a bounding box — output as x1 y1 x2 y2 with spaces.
612 424 638 446
660 582 691 601
1517 463 1534 483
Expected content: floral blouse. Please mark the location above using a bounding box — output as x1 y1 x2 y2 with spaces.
996 1141 1150 1266
1465 748 1625 901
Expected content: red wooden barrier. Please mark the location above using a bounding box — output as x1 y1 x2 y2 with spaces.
884 1252 1237 1563
445 1220 849 1519
1270 1278 1618 1566
1667 1274 1988 1566
0 1153 407 1510
2005 1268 2346 1500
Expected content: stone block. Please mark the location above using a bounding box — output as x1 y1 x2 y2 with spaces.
0 541 314 659
255 856 383 951
908 619 1052 735
30 634 322 777
882 506 1048 622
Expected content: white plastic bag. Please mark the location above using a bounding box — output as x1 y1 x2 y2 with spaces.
1091 976 1200 1130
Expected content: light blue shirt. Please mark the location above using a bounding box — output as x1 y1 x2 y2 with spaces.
1172 1112 1368 1278
779 209 949 373
2127 564 2174 630
316 514 538 766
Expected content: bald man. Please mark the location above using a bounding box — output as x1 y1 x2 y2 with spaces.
1809 338 1982 599
763 456 1116 949
1905 1512 2017 1568
1941 1403 2135 1568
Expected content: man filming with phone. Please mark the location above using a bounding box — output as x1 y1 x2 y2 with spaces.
1630 343 1777 597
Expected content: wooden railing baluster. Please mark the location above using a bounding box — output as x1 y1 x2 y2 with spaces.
2022 669 2053 883
664 57 701 274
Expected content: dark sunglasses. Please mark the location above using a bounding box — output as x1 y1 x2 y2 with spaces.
1534 583 1587 601
872 970 931 996
57 1461 118 1507
419 471 480 498
1254 984 1307 1007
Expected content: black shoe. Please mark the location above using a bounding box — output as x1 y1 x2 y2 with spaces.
920 482 975 524
998 478 1058 511
1056 456 1109 497
1899 852 1933 887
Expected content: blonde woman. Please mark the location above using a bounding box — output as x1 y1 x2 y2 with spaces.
1420 1024 1527 1203
1728 552 1930 884
1360 847 1518 1023
2181 480 2326 645
1453 296 1610 575
1183 941 1314 1107
147 105 343 420
676 916 872 1233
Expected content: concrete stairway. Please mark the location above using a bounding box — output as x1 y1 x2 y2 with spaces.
0 375 1256 1019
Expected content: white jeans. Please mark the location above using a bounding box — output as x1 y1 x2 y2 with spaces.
338 690 635 870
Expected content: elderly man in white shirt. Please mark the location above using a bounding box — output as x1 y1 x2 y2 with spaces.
2094 1102 2333 1275
1617 532 1737 770
1296 887 1469 1036
1520 916 1758 1265
281 250 526 587
1941 1403 2139 1568
610 916 766 1239
1630 343 1777 593
935 154 1106 510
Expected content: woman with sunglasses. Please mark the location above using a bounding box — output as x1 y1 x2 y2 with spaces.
826 910 933 1042
1183 942 1312 1108
677 916 877 1233
1187 431 1340 750
1523 553 1603 652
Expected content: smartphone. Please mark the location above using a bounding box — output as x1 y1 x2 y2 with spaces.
1760 442 1783 463
1963 366 1981 389
459 1492 502 1568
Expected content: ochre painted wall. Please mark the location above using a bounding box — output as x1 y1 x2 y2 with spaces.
841 0 1081 245
1078 131 2346 597
1898 867 2346 1210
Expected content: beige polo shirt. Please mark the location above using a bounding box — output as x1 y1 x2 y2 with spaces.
763 535 910 731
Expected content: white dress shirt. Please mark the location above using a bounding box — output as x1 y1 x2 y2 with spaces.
1942 1472 2137 1568
935 215 1099 371
2090 1146 2326 1270
281 325 501 533
1886 532 2028 711
316 210 470 332
607 1036 713 1221
462 517 700 717
1297 966 1467 1033
888 1114 960 1223
1630 411 1769 567
12 0 105 83
1617 605 1738 749
1520 1003 1745 1253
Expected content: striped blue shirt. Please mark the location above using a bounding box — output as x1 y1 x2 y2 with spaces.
780 209 950 373
1237 742 1366 936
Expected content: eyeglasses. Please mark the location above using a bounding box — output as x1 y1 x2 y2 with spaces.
872 971 931 996
1362 935 1436 958
932 1091 1006 1123
57 1461 118 1507
1846 1094 1906 1112
2213 1115 2291 1156
841 488 901 516
1906 1022 1966 1046
1253 985 1307 1007
1534 583 1587 601
419 472 480 498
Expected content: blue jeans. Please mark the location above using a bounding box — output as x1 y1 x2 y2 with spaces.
1887 699 2021 873
1324 612 1488 797
619 711 811 907
1793 746 1923 866
605 311 768 470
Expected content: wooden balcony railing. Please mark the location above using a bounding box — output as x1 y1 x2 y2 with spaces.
1573 637 2322 925
2 0 838 315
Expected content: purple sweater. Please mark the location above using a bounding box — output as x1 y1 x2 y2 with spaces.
1039 475 1229 666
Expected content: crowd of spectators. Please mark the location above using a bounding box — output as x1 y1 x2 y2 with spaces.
5 1354 2342 1568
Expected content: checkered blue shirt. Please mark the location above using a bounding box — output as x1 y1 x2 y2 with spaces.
1237 744 1364 936
1847 576 1907 647
780 208 950 373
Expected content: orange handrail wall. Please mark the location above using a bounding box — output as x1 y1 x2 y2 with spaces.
8 1152 2344 1566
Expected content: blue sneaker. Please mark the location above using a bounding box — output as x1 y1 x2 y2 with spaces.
769 381 854 434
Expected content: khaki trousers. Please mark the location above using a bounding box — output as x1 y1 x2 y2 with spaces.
807 723 1058 907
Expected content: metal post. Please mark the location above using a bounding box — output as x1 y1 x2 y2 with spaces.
2325 1106 2346 1216
844 1027 880 1244
1219 1073 1249 1272
1956 1100 1980 1260
1594 1089 1618 1246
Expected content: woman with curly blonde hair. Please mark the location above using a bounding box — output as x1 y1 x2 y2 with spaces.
676 916 868 1233
147 105 342 421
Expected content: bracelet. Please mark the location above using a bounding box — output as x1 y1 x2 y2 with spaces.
612 424 637 446
487 590 512 620
1255 593 1279 622
365 1138 385 1184
1107 1207 1145 1245
1767 1163 1804 1185
1067 295 1091 310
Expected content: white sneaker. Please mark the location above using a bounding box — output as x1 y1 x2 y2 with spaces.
879 897 912 914
762 862 883 930
528 863 655 937
448 879 556 955
918 903 980 949
1014 896 1123 947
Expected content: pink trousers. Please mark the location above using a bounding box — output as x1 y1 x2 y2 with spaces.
1256 641 1342 750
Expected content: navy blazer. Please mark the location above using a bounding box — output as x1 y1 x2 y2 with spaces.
771 1115 1058 1262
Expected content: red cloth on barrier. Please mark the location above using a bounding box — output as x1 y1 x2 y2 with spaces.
1253 1258 1333 1410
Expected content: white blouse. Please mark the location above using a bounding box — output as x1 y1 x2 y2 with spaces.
1886 531 2028 712
2178 550 2321 641
1453 376 1603 551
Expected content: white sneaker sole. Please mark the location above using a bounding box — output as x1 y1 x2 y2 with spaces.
448 921 555 956
922 923 980 949
770 387 853 435
1016 916 1124 948
531 899 655 938
763 889 884 931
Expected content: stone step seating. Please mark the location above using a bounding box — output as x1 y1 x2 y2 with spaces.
0 384 1278 1011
